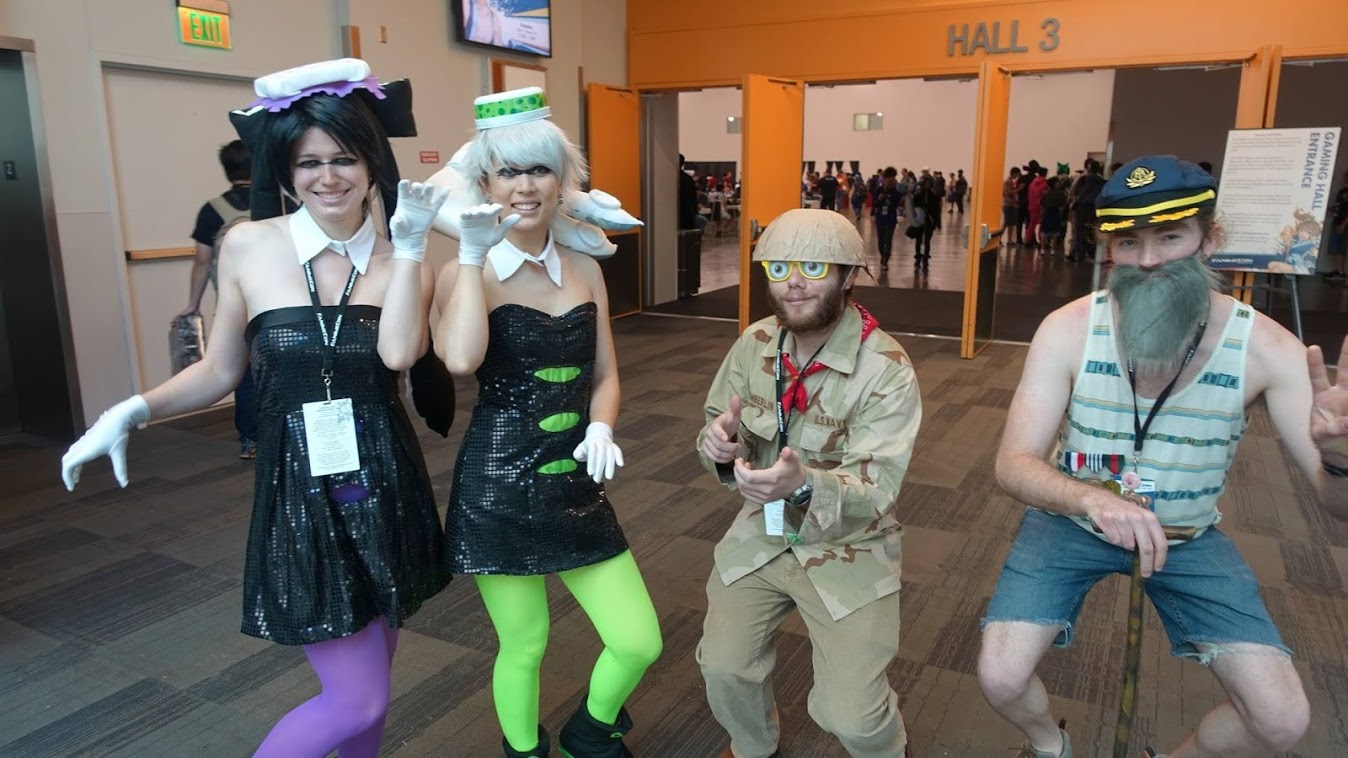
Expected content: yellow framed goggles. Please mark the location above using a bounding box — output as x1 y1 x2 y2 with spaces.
761 260 830 282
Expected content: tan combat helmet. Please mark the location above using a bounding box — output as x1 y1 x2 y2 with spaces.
752 208 867 266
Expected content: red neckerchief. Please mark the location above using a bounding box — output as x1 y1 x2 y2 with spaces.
780 303 879 412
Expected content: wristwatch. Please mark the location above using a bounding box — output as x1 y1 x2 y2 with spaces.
785 480 813 506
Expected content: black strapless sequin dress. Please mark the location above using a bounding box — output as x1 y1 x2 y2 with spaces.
444 303 629 575
243 305 450 645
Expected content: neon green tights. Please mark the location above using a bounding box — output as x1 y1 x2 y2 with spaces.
475 550 663 753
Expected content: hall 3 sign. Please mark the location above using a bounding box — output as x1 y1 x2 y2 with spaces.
947 19 1061 57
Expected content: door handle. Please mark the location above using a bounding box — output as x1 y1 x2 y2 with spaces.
981 224 1005 248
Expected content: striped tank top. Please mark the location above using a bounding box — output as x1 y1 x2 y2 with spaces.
1056 291 1253 540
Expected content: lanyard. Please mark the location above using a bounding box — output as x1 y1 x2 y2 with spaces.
303 260 359 400
1125 321 1207 467
773 329 827 454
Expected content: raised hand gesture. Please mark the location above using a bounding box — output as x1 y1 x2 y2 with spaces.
457 203 522 266
1307 336 1348 459
389 180 451 262
702 394 743 464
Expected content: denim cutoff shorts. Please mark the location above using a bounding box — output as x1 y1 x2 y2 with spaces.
982 508 1291 662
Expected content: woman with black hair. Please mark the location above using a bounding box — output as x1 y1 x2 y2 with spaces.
61 59 451 757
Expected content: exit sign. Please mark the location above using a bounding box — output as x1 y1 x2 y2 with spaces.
178 6 231 50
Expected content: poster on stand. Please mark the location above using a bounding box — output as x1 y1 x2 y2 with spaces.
1208 127 1341 274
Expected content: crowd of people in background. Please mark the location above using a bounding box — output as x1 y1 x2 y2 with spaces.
793 166 972 271
673 156 1348 288
995 157 1235 263
1000 158 1106 261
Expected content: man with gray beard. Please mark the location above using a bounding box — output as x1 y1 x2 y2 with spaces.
976 156 1348 758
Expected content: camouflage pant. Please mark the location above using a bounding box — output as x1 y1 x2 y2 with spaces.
697 552 906 757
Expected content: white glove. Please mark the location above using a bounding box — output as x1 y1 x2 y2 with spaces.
389 180 450 263
61 395 151 491
457 203 521 267
573 422 624 483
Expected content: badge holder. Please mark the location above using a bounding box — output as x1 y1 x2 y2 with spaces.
303 368 360 477
764 501 805 544
765 330 822 546
301 261 361 478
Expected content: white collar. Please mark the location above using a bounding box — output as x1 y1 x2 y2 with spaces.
487 234 563 287
289 205 377 275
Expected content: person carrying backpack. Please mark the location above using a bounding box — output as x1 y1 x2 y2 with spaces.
180 139 259 458
850 173 868 217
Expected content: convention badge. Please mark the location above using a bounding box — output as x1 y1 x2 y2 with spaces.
1082 474 1153 509
1110 471 1156 509
302 398 361 476
763 499 786 536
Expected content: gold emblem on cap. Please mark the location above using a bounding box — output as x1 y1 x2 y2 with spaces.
1125 167 1157 189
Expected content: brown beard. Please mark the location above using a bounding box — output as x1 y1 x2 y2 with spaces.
769 281 848 335
1107 253 1223 376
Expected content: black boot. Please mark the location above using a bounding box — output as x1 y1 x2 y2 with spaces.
559 699 633 758
504 725 550 758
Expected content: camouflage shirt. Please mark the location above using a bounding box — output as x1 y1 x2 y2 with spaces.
696 305 922 620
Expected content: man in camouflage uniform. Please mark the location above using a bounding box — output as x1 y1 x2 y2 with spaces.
695 209 922 758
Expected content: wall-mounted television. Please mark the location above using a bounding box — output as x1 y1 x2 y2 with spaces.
453 0 552 58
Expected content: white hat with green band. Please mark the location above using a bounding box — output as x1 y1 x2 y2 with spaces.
473 86 551 130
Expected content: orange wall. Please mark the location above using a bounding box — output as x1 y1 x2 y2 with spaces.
628 0 1348 89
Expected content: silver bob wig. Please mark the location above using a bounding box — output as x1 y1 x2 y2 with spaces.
461 118 588 203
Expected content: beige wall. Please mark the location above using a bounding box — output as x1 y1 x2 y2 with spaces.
0 0 626 424
678 70 1114 181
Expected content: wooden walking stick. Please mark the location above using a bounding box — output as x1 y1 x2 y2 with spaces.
1109 524 1196 758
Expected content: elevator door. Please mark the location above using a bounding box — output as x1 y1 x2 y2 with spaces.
0 48 74 438
0 266 17 435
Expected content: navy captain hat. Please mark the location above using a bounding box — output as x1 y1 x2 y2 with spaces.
1096 155 1217 233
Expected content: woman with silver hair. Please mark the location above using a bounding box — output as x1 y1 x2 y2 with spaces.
434 88 662 758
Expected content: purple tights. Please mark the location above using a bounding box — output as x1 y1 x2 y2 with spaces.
254 617 399 758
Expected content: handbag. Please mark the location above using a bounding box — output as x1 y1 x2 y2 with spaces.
168 314 206 375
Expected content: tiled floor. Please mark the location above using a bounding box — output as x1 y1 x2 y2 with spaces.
702 210 1348 303
2 315 1346 757
697 210 1348 303
682 211 1348 356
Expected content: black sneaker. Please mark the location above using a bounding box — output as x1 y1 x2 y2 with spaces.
240 440 257 460
559 701 632 758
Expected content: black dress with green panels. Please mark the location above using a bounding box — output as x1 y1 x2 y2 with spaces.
443 302 629 575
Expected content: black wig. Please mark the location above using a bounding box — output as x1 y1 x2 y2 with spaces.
256 93 394 201
232 81 415 224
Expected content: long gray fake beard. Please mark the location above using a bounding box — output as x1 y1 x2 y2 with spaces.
1108 254 1223 376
